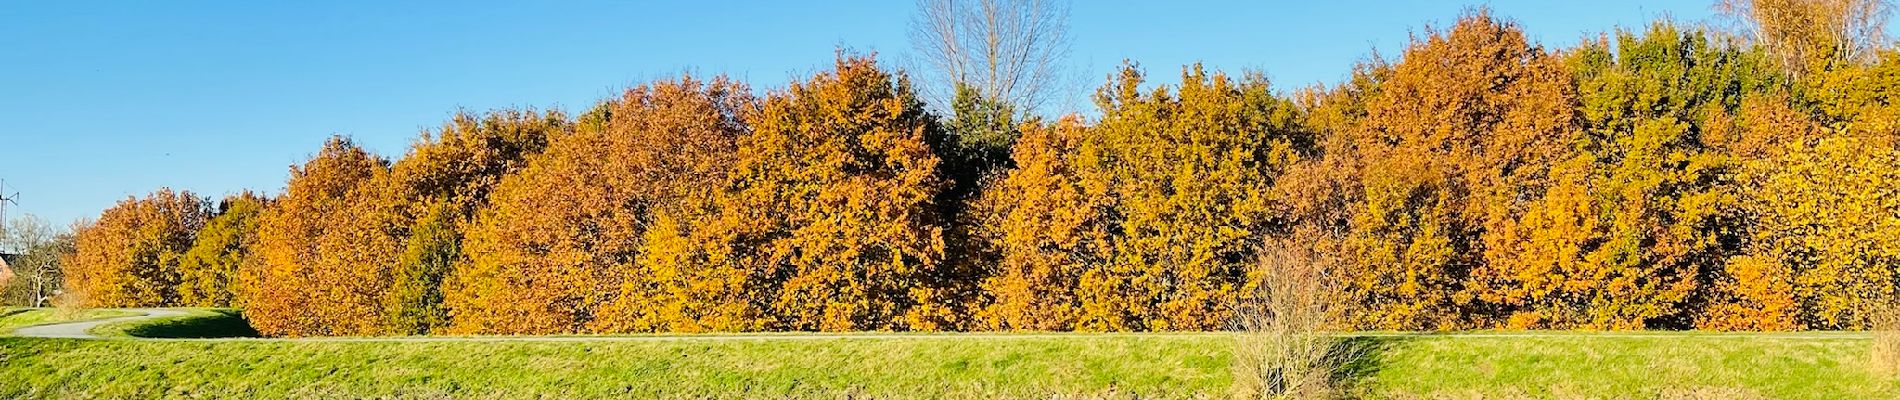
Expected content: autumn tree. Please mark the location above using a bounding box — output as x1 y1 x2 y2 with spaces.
1327 12 1581 330
245 109 565 337
1697 47 1900 329
582 79 758 333
1718 0 1892 77
176 191 268 307
1737 136 1900 329
382 109 564 335
448 77 752 334
246 137 392 336
697 55 951 331
1468 23 1782 329
65 188 210 307
967 116 1107 330
910 1 1076 311
1811 50 1900 136
973 63 1306 331
1275 60 1388 289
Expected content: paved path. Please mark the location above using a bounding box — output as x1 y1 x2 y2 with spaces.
12 308 188 339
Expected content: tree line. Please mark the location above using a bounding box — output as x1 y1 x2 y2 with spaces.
53 7 1900 335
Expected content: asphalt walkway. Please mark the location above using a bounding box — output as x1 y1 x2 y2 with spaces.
12 308 187 339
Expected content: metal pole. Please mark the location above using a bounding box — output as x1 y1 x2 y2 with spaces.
0 178 17 254
0 177 8 245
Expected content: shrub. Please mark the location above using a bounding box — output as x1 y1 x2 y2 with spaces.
1232 241 1350 399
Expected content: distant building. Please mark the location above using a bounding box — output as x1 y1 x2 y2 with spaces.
0 252 13 285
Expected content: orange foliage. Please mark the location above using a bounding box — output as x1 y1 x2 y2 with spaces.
245 137 395 336
82 9 1900 335
65 188 209 307
449 77 752 334
704 55 950 331
973 63 1306 331
1340 12 1580 330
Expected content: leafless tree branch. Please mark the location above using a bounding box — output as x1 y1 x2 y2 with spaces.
910 0 1073 114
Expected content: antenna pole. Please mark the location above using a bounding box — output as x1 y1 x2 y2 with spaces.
0 178 14 246
0 178 7 242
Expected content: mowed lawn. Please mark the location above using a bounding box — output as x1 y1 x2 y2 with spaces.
0 311 1893 399
1356 333 1891 399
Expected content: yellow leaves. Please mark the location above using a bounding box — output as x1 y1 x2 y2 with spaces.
449 77 749 335
1736 136 1900 329
1812 52 1900 135
176 192 267 308
722 55 948 331
975 62 1303 331
1702 255 1802 331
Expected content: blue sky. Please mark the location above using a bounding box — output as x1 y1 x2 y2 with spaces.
1 0 1730 226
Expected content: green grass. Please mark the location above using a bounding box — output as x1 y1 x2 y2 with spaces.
88 308 258 338
0 308 137 334
0 329 1892 399
1351 334 1897 399
0 335 1226 399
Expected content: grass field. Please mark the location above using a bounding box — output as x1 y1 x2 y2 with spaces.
2 312 1895 400
0 307 136 334
0 335 1227 399
1356 333 1891 399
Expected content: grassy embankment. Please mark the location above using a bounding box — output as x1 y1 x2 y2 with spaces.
1 309 1893 399
0 307 136 334
87 308 257 338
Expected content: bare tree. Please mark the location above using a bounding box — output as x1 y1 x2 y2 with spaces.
1 215 72 307
909 0 1072 115
1717 0 1894 75
1232 240 1351 399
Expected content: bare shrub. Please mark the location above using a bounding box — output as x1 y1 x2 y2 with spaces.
1232 240 1351 399
1870 298 1900 376
51 286 88 319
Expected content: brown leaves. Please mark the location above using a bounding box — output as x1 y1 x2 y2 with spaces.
450 77 752 334
1336 12 1582 330
249 109 566 337
65 188 210 307
247 137 394 336
111 12 1900 335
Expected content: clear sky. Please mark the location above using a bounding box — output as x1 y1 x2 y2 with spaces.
1 0 1731 226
